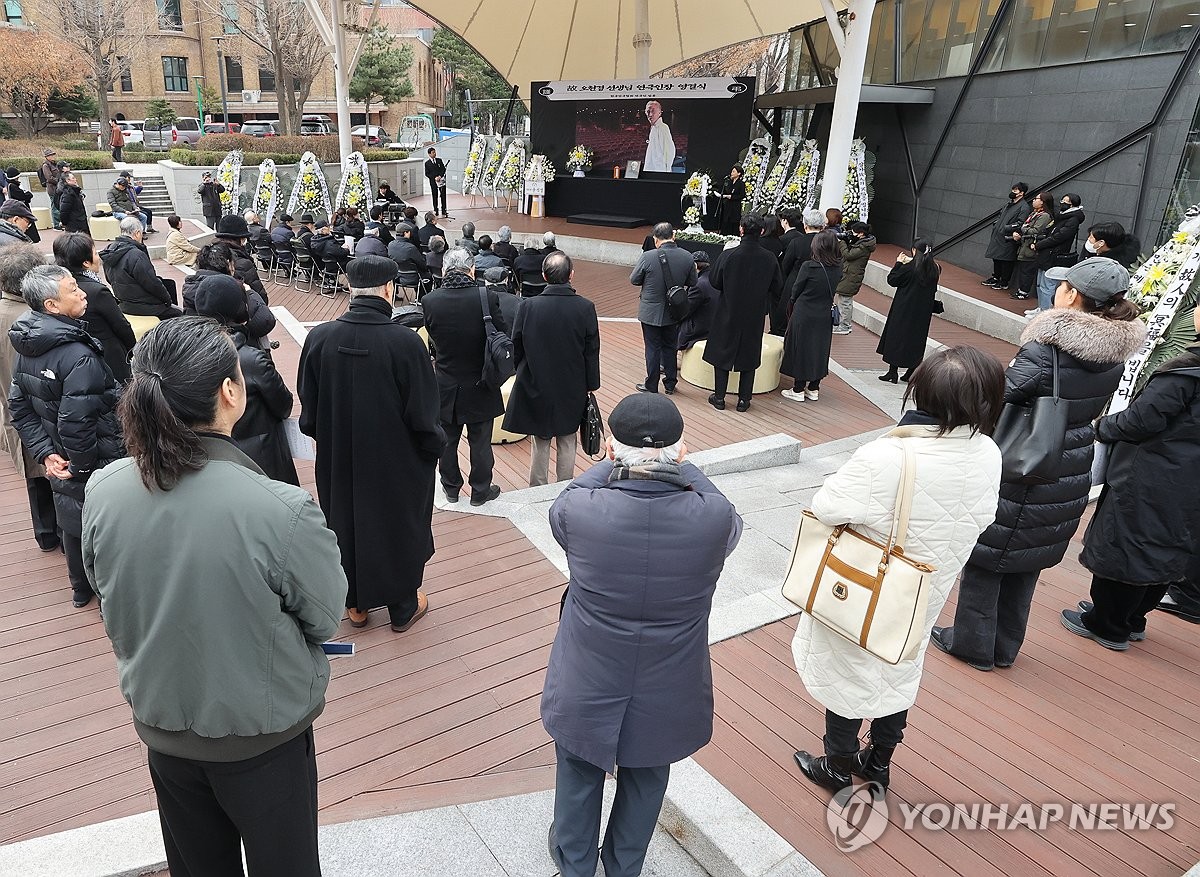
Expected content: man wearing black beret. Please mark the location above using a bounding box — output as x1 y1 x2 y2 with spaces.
298 254 446 634
541 392 743 877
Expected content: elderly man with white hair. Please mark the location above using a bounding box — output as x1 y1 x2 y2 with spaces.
99 217 182 319
540 231 559 256
243 210 268 247
493 225 519 263
542 391 742 877
777 207 826 335
421 247 509 506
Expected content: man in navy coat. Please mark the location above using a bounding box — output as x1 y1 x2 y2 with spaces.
541 393 743 877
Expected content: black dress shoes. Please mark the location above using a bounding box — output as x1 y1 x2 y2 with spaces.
707 393 726 410
471 484 501 506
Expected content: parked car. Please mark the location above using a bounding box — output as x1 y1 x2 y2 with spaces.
241 120 282 138
143 117 203 150
300 121 333 136
203 122 241 134
349 125 390 147
117 120 145 145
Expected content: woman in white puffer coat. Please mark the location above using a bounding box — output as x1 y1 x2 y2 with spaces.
791 346 1004 796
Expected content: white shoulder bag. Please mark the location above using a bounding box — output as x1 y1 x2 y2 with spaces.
781 441 936 665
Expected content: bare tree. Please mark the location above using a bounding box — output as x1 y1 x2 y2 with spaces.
42 0 149 126
200 0 329 134
661 34 789 95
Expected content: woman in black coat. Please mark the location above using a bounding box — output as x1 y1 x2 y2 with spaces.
715 165 746 237
932 265 1145 671
183 242 276 348
193 274 299 485
53 233 137 383
1064 321 1200 649
57 175 90 234
702 215 782 411
878 239 941 382
780 230 842 403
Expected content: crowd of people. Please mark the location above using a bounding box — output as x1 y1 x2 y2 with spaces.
0 167 1196 877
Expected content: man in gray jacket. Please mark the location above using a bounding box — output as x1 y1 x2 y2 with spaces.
542 393 742 877
630 222 696 395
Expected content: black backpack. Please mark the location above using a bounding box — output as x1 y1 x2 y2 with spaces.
36 165 47 188
659 252 689 324
477 287 515 389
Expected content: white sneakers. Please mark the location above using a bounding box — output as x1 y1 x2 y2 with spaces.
781 388 819 402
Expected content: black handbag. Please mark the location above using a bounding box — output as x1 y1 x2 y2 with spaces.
477 287 515 389
993 348 1068 485
580 392 604 458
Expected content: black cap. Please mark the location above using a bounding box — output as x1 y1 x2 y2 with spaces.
692 250 710 264
346 255 398 288
119 170 133 178
0 199 36 222
300 213 315 223
215 214 250 239
483 266 509 283
280 213 293 223
193 275 248 324
608 393 684 448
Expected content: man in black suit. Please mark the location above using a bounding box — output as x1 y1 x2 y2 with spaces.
424 147 448 218
418 211 444 248
421 248 509 506
387 222 429 285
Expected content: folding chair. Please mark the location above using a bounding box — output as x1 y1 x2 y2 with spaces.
319 257 344 298
271 240 295 285
291 239 316 293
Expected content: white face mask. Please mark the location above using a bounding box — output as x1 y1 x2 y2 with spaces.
1084 240 1099 254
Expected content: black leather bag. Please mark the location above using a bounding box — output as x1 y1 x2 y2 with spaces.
477 287 515 389
993 348 1067 484
580 392 604 458
658 253 689 323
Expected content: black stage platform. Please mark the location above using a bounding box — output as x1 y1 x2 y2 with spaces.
547 175 683 227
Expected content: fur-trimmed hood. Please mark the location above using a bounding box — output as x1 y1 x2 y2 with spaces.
1021 308 1145 367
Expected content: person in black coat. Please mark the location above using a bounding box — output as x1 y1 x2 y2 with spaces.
1084 221 1142 269
982 182 1031 290
715 165 746 237
421 249 509 505
1063 317 1200 649
418 212 445 248
53 233 136 383
214 215 270 306
703 215 782 412
1032 194 1085 311
503 252 600 487
424 147 448 217
196 172 226 229
492 226 519 264
4 168 33 206
333 206 365 241
513 242 546 278
387 222 428 277
193 275 299 485
299 255 445 631
182 243 275 349
99 220 182 319
483 267 521 328
878 239 941 382
354 224 389 258
309 224 352 273
933 260 1146 670
9 265 123 607
775 209 822 336
58 174 90 234
678 251 717 351
780 230 842 403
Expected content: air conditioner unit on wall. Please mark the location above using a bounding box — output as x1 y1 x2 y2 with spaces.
241 90 261 103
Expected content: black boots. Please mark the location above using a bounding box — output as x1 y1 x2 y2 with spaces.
793 750 854 793
899 369 914 382
851 744 895 790
878 367 899 383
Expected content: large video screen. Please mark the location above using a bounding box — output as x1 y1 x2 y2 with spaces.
531 78 754 180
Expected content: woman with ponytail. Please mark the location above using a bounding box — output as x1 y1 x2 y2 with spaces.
878 237 941 383
82 317 347 876
932 258 1145 671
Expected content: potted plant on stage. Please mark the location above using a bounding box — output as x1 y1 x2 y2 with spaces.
683 205 703 233
566 144 594 177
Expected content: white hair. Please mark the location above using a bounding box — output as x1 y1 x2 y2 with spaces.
119 216 144 236
497 225 511 242
610 437 684 466
542 231 556 247
243 210 259 223
802 209 825 230
443 247 475 274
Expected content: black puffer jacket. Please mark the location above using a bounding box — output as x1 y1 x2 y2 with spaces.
73 271 136 382
59 184 90 233
99 235 175 317
1034 207 1085 270
229 330 298 485
182 269 275 346
7 310 123 534
970 309 1145 573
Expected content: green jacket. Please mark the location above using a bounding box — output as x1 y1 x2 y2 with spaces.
83 436 348 761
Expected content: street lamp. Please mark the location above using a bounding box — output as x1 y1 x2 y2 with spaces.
211 36 230 129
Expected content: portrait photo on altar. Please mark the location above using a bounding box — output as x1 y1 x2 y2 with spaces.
574 100 689 174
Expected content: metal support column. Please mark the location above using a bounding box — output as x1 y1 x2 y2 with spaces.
819 0 875 212
633 0 652 78
329 0 354 161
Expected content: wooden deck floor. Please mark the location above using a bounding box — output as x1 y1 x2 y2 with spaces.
695 513 1200 877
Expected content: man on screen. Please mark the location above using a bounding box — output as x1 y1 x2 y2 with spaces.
643 101 676 173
